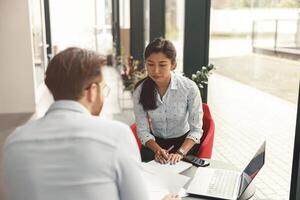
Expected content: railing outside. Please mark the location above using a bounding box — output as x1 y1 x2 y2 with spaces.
252 19 300 52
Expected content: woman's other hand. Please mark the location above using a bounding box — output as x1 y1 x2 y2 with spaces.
162 194 181 200
167 153 183 165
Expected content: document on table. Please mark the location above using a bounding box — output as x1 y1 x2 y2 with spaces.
141 163 190 200
147 160 193 174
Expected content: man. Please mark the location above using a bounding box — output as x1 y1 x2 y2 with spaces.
3 47 180 200
4 48 179 200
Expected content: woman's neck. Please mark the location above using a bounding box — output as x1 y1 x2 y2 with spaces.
156 75 171 98
156 75 171 90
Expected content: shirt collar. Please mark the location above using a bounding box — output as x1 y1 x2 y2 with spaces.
46 100 90 115
170 72 178 90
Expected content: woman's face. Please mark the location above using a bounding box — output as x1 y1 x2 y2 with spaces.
145 52 176 85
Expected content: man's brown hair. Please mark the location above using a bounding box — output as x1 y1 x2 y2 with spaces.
45 47 105 100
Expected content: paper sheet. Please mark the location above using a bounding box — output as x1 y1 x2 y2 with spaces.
147 160 193 174
141 163 190 200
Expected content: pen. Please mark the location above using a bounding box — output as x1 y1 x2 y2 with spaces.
166 145 174 153
161 145 174 163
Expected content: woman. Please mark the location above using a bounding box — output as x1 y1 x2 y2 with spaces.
133 38 203 164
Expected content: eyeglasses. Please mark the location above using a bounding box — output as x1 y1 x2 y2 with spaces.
85 82 111 97
101 83 111 97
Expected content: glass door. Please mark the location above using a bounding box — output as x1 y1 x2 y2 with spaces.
95 0 113 55
30 0 47 89
165 0 185 73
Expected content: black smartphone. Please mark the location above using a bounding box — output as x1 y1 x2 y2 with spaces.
183 155 210 167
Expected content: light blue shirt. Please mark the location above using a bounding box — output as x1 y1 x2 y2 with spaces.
133 72 203 145
4 100 148 200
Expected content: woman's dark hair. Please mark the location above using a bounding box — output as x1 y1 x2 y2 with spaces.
135 37 176 111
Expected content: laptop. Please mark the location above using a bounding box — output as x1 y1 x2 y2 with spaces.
186 141 266 200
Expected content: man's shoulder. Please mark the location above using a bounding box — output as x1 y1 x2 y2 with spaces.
91 117 130 134
4 115 132 148
72 117 134 152
4 119 38 147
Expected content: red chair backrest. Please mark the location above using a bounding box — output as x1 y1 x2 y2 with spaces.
130 103 215 158
196 103 215 159
130 123 142 150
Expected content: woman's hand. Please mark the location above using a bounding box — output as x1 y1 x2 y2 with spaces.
154 148 169 164
167 153 183 165
162 194 181 200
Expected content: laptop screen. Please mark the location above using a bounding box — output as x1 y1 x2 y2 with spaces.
238 141 266 197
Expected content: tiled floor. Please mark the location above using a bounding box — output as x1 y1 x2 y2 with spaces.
208 74 296 199
208 53 299 199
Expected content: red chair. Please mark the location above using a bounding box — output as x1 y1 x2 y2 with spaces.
130 123 142 150
196 103 215 159
130 103 215 158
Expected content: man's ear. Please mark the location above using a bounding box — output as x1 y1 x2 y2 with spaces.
86 83 98 103
171 61 177 70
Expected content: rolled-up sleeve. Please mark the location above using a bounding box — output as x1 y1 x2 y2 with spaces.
186 82 203 143
133 87 155 145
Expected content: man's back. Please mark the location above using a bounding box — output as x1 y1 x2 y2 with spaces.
4 101 147 200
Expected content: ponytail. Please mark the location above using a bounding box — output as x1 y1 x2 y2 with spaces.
134 77 157 111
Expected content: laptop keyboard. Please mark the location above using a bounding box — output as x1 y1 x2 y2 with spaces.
207 170 238 197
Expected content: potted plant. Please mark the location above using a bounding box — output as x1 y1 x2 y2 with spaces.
122 57 147 92
190 64 215 102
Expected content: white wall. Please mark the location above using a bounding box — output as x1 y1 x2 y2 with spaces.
0 0 36 113
120 0 130 29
